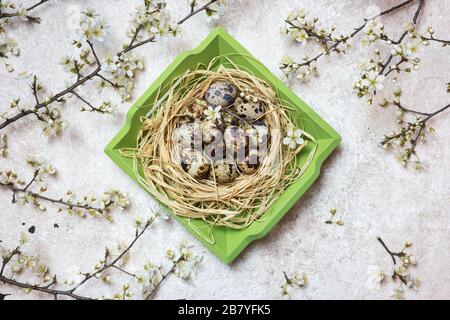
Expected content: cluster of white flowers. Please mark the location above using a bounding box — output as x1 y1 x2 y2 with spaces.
26 155 57 175
1 156 130 219
360 19 386 47
392 40 422 59
74 8 109 45
404 21 440 48
139 261 164 298
10 156 56 211
59 188 129 219
137 240 202 298
172 241 203 280
101 188 130 211
0 27 20 71
2 246 53 284
41 113 67 136
60 48 94 75
0 1 30 22
279 55 318 81
284 9 320 46
353 53 385 105
0 168 24 185
204 0 227 24
366 265 385 290
6 77 68 136
127 0 177 42
102 53 145 101
371 239 421 299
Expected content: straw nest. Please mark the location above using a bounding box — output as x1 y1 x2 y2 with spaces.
122 61 315 229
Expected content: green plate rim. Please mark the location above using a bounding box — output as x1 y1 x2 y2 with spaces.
105 27 341 264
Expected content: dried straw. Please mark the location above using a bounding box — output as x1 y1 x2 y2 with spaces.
121 59 316 229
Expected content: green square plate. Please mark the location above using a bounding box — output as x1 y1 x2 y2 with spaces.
105 28 341 264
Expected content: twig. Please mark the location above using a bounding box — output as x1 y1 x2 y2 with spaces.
420 35 450 46
0 219 155 300
177 0 218 25
376 236 410 285
0 178 108 214
282 0 416 70
0 1 221 132
0 0 50 22
144 255 183 300
382 103 450 159
379 0 425 75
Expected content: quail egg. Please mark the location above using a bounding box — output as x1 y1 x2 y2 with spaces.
238 150 260 174
224 126 246 149
185 99 207 119
224 125 247 161
212 160 239 183
233 96 265 120
173 121 202 147
204 81 238 107
204 141 225 163
247 121 270 150
202 119 223 144
180 149 210 180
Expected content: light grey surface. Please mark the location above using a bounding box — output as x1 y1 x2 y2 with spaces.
0 0 449 299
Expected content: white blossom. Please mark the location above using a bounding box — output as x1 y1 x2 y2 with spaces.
283 129 305 149
77 9 109 43
366 265 385 290
205 0 226 24
203 105 222 120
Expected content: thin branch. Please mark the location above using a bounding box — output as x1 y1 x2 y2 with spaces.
381 103 450 160
380 0 424 75
0 220 154 300
393 101 429 116
111 265 137 278
420 35 450 45
68 221 152 294
0 1 218 132
177 0 218 25
282 0 416 70
376 236 398 264
71 91 108 114
0 0 50 22
27 0 51 12
144 255 183 300
0 173 108 214
376 236 410 285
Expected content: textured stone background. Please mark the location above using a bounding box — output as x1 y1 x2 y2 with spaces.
1 0 449 299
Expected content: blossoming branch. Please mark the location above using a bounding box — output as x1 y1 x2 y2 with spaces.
279 0 449 168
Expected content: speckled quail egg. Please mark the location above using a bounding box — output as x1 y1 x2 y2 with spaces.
173 121 202 147
204 142 225 163
212 160 239 183
224 126 246 150
201 119 222 144
224 125 247 161
180 149 210 180
204 81 238 107
247 120 270 150
185 99 207 119
233 96 265 120
238 150 260 174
